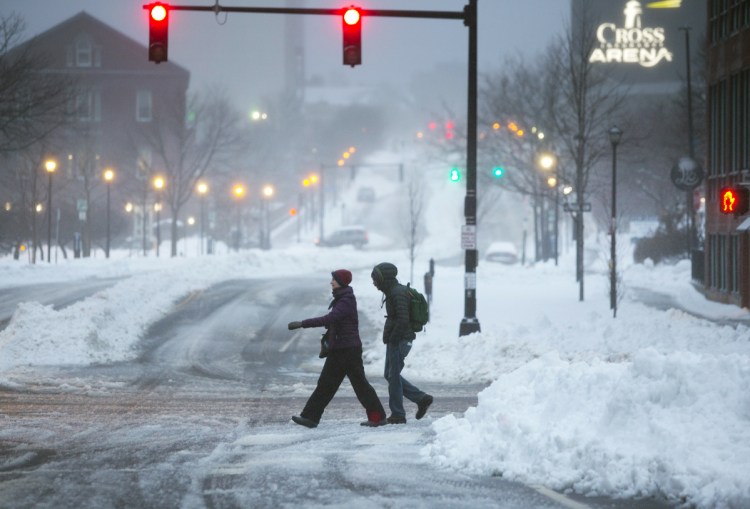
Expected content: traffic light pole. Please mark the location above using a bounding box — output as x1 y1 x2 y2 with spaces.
459 0 480 336
146 1 480 336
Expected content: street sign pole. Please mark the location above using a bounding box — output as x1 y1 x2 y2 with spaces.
459 0 480 336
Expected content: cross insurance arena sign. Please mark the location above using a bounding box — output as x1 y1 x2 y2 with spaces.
588 0 678 68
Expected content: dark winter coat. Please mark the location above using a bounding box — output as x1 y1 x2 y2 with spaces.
300 286 362 350
371 262 416 344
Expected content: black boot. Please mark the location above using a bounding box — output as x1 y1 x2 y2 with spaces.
292 415 318 428
416 395 433 420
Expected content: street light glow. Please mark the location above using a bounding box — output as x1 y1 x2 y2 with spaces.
45 160 57 173
153 176 165 190
196 181 209 195
233 184 246 198
104 168 115 182
262 185 274 198
537 153 557 171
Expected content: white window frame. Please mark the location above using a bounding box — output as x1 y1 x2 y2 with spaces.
136 91 153 122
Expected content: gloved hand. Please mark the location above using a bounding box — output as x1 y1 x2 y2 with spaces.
287 321 303 330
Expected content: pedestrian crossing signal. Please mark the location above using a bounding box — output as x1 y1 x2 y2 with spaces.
720 187 749 216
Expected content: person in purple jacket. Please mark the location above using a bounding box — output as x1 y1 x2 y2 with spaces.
287 269 387 428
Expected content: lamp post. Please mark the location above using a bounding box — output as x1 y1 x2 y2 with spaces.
232 183 246 252
103 168 114 258
262 184 275 250
536 151 558 265
608 126 623 318
196 181 208 255
44 159 57 263
679 25 697 254
152 176 165 257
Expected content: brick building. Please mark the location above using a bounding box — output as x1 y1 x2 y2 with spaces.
7 11 189 256
704 0 750 307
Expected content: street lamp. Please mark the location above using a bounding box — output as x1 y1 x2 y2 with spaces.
232 183 246 252
608 126 623 318
262 184 275 250
152 175 165 257
536 151 558 265
196 181 208 255
44 159 57 263
103 168 115 258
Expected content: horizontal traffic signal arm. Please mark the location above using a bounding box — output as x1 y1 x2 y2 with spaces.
142 3 467 21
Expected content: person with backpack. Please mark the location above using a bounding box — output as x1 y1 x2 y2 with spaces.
287 269 387 429
371 262 433 424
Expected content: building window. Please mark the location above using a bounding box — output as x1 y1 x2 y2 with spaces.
69 89 101 122
136 91 153 122
730 235 740 293
66 36 102 68
76 37 92 67
718 234 725 290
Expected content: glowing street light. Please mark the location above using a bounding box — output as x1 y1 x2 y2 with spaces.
261 184 275 250
44 159 57 263
103 168 115 258
196 181 209 255
232 183 246 251
152 175 165 257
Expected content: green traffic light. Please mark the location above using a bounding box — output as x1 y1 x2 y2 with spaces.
449 168 461 182
492 166 505 178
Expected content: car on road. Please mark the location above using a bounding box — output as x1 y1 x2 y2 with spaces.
357 187 376 203
315 226 369 249
485 241 519 264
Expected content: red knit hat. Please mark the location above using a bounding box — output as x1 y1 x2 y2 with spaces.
331 269 352 287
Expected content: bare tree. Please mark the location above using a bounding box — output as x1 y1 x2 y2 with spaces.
403 172 426 284
136 88 243 257
544 2 627 300
0 13 71 154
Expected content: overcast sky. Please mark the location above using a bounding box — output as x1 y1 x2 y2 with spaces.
5 0 570 112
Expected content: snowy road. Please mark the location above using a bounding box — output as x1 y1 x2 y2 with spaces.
0 277 673 508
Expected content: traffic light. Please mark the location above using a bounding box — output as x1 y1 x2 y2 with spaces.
147 3 169 63
720 187 749 216
449 167 461 182
492 166 505 179
342 7 362 67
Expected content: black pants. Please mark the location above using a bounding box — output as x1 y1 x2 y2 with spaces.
301 346 385 423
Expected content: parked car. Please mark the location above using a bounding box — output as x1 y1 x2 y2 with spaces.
357 187 376 203
315 226 369 249
485 241 519 264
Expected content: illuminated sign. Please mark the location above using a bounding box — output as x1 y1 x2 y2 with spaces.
720 187 749 216
589 1 676 68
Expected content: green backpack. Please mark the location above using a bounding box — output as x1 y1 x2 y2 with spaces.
406 283 429 332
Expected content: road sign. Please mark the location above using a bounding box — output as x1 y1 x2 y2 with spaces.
563 202 591 212
461 225 476 250
670 156 703 191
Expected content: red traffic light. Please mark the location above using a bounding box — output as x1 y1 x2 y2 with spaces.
343 8 360 25
342 6 362 67
720 187 749 216
146 2 169 63
150 4 167 21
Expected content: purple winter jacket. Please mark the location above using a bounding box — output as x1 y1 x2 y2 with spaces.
300 286 362 351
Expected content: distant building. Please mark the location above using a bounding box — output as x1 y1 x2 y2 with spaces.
8 11 190 254
703 0 750 308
